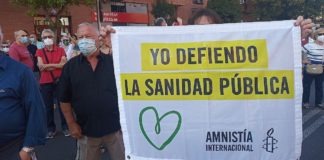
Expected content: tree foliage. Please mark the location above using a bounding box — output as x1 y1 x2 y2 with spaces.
10 0 94 30
207 0 241 23
11 0 94 16
252 0 323 21
302 0 323 20
151 0 175 24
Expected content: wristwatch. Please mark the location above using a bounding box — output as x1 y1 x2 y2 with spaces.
21 146 34 153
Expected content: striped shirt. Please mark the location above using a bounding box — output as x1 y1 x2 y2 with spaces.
303 42 324 64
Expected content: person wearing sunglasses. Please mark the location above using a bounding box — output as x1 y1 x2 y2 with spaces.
8 30 34 70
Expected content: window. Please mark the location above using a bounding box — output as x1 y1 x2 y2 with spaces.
240 0 246 4
33 16 71 40
59 17 71 35
193 0 203 5
111 2 126 12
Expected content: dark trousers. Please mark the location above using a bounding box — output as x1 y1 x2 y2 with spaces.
40 83 68 132
302 71 324 105
0 136 23 160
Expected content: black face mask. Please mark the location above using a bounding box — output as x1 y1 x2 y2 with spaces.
63 40 69 46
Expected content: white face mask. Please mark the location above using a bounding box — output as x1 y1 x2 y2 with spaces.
2 47 9 52
317 35 324 43
44 38 54 46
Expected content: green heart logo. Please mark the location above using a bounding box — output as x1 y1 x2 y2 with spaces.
139 106 182 150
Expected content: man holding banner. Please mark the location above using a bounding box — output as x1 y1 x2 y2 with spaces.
59 22 125 160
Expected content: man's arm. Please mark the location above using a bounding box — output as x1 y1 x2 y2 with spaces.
44 55 67 70
36 56 47 71
20 67 47 159
60 102 82 139
58 62 82 139
37 49 67 71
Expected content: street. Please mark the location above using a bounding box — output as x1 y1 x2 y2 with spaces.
35 128 110 160
35 110 109 160
36 132 75 160
301 108 324 160
300 83 324 160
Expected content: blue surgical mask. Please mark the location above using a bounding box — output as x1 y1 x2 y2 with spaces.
20 36 29 44
37 42 44 49
29 38 36 43
78 38 97 56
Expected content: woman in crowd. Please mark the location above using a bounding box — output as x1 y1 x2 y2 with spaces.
302 28 324 109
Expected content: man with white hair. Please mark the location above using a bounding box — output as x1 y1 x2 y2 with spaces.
35 29 69 138
0 26 47 160
59 22 125 160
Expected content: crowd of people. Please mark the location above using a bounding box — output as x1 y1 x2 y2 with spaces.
0 8 320 160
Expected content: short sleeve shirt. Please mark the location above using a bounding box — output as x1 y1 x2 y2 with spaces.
8 42 34 70
59 53 121 137
35 46 66 84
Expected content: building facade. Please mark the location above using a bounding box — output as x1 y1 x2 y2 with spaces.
0 0 208 42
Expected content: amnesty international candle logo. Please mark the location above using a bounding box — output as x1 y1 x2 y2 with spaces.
139 106 182 150
262 128 278 153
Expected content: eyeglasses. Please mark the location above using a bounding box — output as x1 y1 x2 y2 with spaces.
42 36 54 39
318 33 324 36
21 35 28 37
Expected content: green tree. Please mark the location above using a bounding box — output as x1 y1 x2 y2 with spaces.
151 0 175 24
207 0 241 23
10 0 94 31
252 0 322 21
302 0 323 20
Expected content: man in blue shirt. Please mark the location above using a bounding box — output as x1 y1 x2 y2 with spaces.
0 26 46 160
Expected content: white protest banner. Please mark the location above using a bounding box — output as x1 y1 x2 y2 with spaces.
111 20 302 160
